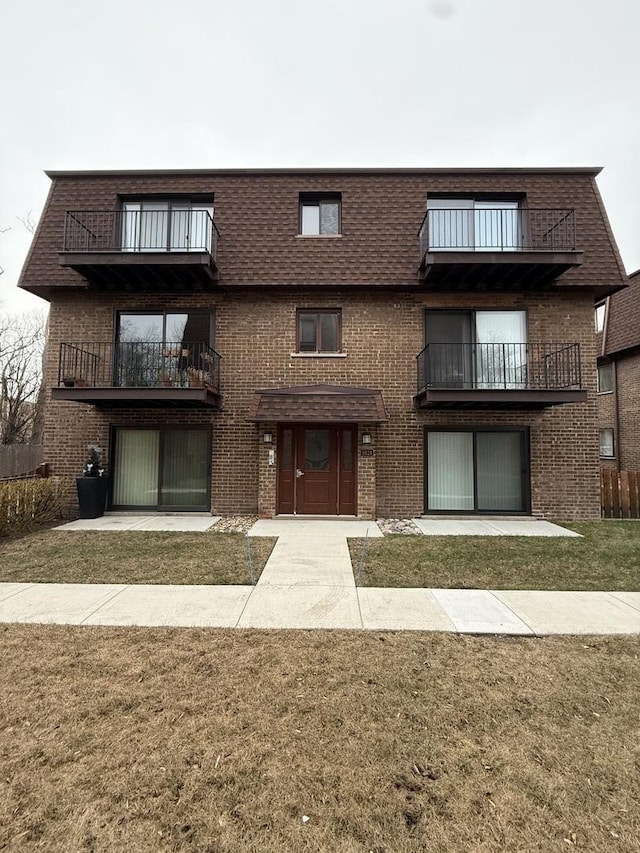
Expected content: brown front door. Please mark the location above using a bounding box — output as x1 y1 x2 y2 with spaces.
277 424 356 515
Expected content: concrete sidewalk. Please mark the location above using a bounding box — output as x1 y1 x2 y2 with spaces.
2 516 636 634
1 581 639 634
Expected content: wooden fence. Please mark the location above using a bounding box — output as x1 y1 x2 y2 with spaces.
0 444 43 479
601 469 640 519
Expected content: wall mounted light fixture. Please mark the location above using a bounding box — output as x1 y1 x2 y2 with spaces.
263 432 273 444
361 432 372 445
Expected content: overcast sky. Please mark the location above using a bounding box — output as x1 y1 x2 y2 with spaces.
1 0 638 313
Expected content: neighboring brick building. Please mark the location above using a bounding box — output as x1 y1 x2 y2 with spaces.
596 269 640 470
19 167 627 519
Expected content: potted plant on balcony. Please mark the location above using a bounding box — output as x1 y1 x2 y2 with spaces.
76 446 109 519
187 366 204 387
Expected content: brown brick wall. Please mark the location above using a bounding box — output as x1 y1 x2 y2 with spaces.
42 288 600 519
617 354 640 470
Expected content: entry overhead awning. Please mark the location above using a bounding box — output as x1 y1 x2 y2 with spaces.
248 384 388 423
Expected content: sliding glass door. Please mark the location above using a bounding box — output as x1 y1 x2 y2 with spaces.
122 201 214 253
426 429 528 513
112 427 210 511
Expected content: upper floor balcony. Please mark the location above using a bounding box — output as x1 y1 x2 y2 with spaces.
415 342 586 409
418 206 583 289
51 341 222 408
58 207 220 290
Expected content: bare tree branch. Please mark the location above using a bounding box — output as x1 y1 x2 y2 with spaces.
17 211 36 235
0 310 46 444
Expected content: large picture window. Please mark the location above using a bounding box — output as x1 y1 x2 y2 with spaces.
425 428 529 513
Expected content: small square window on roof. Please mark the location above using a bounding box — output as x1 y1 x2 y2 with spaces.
299 194 341 235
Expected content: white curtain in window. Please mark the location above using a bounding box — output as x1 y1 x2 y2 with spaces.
113 430 159 506
427 198 473 251
427 432 474 510
122 201 169 251
473 201 520 251
475 311 527 389
171 205 213 252
476 432 523 511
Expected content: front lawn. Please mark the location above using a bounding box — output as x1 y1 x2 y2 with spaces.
0 530 276 585
0 627 638 852
350 521 640 590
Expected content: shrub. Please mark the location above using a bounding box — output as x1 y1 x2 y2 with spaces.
0 477 73 537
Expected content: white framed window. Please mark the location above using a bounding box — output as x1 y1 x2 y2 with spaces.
597 362 613 393
599 428 615 458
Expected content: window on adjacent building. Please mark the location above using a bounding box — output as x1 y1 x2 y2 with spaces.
299 194 341 235
595 303 606 332
297 310 341 353
120 198 214 252
597 362 613 393
599 428 615 458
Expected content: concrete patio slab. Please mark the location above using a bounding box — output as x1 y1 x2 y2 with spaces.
134 516 218 532
414 519 502 536
0 583 127 624
358 588 455 632
609 592 640 613
413 518 580 537
56 515 219 532
431 589 533 634
0 583 34 603
84 584 253 628
249 518 383 538
494 591 640 635
488 520 581 537
238 584 362 629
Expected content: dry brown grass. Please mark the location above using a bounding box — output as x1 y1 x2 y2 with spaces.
0 531 275 585
0 627 639 852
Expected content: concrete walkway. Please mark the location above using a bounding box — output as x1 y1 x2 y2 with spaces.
1 517 638 634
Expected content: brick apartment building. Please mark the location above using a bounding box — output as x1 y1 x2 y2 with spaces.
596 268 640 469
18 167 627 519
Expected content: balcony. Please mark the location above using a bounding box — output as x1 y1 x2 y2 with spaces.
52 341 222 408
418 208 583 289
58 209 220 290
415 342 586 409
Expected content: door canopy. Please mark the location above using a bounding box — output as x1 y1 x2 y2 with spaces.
248 384 388 423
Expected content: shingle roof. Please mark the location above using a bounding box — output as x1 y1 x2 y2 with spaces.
604 269 640 356
248 384 388 423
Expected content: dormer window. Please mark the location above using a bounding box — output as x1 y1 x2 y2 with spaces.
121 198 214 252
299 194 341 235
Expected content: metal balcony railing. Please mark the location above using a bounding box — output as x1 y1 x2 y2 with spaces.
61 210 219 256
57 341 221 391
418 208 577 257
416 342 582 393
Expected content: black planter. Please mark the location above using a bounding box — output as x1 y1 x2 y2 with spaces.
76 477 109 519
